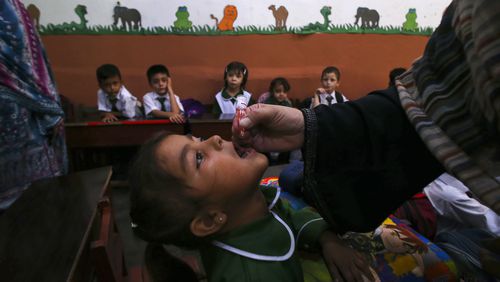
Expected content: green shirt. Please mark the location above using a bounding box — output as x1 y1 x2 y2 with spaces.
200 186 329 282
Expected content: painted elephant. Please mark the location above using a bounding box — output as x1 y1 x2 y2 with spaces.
354 7 379 29
113 5 142 30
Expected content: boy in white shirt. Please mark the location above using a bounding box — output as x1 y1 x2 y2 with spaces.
142 64 185 124
96 64 140 122
311 66 348 108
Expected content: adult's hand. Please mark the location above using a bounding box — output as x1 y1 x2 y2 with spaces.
232 104 305 152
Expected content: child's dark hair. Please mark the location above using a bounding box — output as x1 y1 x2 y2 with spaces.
268 77 291 95
96 64 121 84
388 67 406 86
224 61 248 89
321 66 341 80
147 64 170 83
129 131 205 249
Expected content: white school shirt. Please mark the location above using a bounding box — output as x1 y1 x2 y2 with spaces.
424 173 500 236
310 91 349 108
143 91 184 117
214 90 252 114
97 86 138 118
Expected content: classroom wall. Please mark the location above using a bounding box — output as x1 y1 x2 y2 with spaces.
41 34 429 106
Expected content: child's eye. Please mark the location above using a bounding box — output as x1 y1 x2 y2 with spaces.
196 151 204 168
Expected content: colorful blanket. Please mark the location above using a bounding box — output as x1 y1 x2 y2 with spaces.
260 177 458 281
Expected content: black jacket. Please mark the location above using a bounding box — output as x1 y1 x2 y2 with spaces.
301 86 444 233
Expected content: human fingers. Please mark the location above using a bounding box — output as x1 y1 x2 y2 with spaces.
324 261 344 282
354 253 374 281
177 115 185 124
349 265 365 282
170 115 181 124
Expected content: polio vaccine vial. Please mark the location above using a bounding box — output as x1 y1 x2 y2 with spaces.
235 96 247 136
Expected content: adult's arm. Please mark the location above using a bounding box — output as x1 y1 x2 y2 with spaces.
302 86 445 233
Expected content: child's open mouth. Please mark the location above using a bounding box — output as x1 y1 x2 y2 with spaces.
235 144 253 159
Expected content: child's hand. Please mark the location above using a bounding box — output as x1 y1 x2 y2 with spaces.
102 112 118 123
167 77 174 93
311 93 321 108
320 231 375 282
315 88 326 95
169 113 185 124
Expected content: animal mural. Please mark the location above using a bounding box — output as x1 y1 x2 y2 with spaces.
113 2 142 30
210 5 238 31
173 6 192 30
403 8 418 32
26 4 40 30
58 4 88 30
268 5 288 31
303 6 331 32
354 7 380 29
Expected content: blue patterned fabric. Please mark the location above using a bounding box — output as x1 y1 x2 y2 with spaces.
0 0 67 210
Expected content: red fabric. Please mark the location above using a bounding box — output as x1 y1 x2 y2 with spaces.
393 194 437 240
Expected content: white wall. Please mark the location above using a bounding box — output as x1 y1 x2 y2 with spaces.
21 0 452 30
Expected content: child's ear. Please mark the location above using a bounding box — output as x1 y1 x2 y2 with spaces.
190 210 227 238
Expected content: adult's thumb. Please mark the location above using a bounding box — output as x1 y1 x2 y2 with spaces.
239 104 272 129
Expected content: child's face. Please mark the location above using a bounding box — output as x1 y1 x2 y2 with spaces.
99 75 122 96
226 71 244 89
272 84 288 102
150 72 169 95
157 135 268 205
321 72 340 93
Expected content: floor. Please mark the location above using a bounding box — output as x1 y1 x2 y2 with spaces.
112 164 287 270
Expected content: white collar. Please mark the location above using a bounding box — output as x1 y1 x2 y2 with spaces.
212 210 296 261
211 187 296 261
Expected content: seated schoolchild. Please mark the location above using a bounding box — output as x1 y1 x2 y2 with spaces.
260 77 293 107
300 66 348 109
96 64 141 122
212 61 255 118
129 132 374 282
260 77 299 163
143 65 185 124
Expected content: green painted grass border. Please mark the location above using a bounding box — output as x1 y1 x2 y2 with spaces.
39 23 433 36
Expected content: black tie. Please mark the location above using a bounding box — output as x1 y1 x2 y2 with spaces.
230 97 237 105
326 95 333 106
109 97 119 112
157 97 167 112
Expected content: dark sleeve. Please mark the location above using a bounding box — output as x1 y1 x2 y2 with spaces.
300 97 312 109
301 86 445 233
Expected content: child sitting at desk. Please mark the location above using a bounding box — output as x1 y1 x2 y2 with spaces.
96 64 141 122
212 61 255 118
129 132 374 282
259 77 293 107
302 66 348 109
143 65 185 124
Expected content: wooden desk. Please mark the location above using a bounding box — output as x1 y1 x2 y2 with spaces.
0 167 112 282
64 116 233 171
65 116 233 148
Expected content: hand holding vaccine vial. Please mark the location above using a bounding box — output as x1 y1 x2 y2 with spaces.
235 96 247 136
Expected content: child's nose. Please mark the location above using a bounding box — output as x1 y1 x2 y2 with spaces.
208 135 223 150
